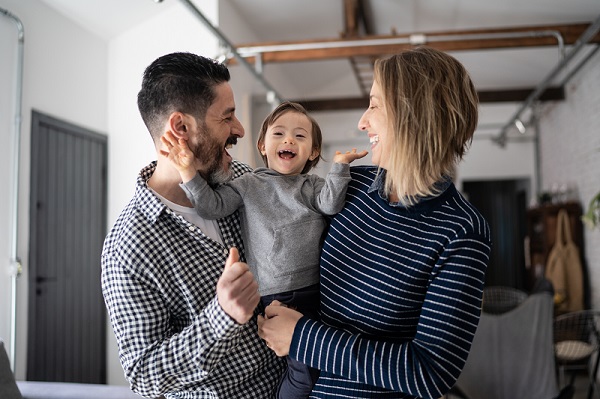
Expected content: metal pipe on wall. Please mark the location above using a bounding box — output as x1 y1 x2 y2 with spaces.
0 6 24 373
494 14 600 147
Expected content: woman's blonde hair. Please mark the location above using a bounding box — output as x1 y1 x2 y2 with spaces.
374 46 478 205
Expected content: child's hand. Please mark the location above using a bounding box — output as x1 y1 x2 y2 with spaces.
160 131 197 182
333 148 368 164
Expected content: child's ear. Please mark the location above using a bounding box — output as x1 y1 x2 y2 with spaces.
258 143 266 156
309 149 320 161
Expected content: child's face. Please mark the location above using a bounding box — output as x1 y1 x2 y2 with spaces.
259 111 319 175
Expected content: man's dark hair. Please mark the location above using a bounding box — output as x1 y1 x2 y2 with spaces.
137 52 230 142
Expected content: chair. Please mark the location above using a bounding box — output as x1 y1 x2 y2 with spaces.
481 286 528 315
553 310 600 399
452 292 569 399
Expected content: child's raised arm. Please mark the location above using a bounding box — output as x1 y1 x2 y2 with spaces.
333 148 368 164
160 130 197 183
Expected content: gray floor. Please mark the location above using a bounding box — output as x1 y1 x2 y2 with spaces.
570 372 597 399
445 372 597 399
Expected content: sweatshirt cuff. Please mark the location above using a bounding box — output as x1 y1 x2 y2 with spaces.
330 162 350 176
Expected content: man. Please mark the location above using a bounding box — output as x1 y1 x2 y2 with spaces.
101 52 284 399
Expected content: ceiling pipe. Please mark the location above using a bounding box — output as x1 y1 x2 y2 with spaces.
233 29 565 58
1 6 24 373
227 28 566 108
493 14 600 147
177 0 284 105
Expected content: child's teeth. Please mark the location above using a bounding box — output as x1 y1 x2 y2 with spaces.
370 136 379 144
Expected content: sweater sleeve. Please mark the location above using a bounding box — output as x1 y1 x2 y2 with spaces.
289 231 490 399
180 173 245 219
313 162 351 215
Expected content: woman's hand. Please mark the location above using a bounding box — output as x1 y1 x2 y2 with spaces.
257 300 303 357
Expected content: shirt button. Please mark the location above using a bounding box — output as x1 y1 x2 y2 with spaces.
223 249 228 256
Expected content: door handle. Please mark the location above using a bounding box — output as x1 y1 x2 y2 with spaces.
35 276 57 283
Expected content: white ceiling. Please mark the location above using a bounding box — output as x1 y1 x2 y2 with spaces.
38 0 600 102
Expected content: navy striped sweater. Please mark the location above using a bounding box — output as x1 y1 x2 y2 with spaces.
290 166 491 398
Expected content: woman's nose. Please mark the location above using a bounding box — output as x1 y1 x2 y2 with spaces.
357 112 368 131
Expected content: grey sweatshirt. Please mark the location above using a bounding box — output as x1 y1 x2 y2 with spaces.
180 162 351 296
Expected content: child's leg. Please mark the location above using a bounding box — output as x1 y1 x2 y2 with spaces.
272 284 320 398
278 357 320 399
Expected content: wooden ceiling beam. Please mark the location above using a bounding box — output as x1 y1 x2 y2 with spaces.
292 87 565 112
227 23 600 65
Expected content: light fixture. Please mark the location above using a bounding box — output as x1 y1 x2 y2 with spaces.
515 119 526 134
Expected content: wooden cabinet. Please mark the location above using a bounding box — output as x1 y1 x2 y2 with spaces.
526 202 585 290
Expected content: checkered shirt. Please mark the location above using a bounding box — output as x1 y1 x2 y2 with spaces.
101 161 285 399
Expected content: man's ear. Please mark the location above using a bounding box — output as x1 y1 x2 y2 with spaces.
168 112 191 140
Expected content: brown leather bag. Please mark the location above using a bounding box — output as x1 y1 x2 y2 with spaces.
544 209 584 314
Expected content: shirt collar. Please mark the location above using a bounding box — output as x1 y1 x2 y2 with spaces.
367 169 452 208
135 161 168 223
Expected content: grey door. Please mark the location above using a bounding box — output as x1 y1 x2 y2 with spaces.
462 179 529 290
27 110 107 383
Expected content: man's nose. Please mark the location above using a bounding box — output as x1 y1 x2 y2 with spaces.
232 116 244 138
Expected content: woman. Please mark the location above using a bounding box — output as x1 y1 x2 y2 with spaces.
258 46 492 399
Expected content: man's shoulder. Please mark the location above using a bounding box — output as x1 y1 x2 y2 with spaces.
231 160 252 178
103 198 151 253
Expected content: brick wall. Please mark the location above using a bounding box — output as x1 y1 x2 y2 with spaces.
538 48 600 309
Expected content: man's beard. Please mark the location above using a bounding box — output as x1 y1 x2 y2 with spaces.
189 125 237 186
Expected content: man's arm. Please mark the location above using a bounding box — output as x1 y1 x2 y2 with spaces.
101 248 258 398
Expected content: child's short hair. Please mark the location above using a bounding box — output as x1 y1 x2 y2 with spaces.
257 101 323 174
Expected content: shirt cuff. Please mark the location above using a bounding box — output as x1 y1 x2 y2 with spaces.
205 296 240 340
289 315 315 361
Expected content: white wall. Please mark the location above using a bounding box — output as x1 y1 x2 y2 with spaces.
537 48 600 309
0 0 108 380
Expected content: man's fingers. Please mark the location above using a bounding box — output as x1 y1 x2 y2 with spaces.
225 247 240 269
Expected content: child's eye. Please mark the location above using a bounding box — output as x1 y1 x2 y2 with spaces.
296 134 306 139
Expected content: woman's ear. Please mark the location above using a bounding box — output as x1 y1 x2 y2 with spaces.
168 112 190 140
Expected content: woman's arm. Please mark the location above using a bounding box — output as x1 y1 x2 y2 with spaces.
258 232 490 399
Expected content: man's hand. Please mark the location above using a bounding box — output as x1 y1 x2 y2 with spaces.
333 148 368 164
159 130 197 183
217 248 260 325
